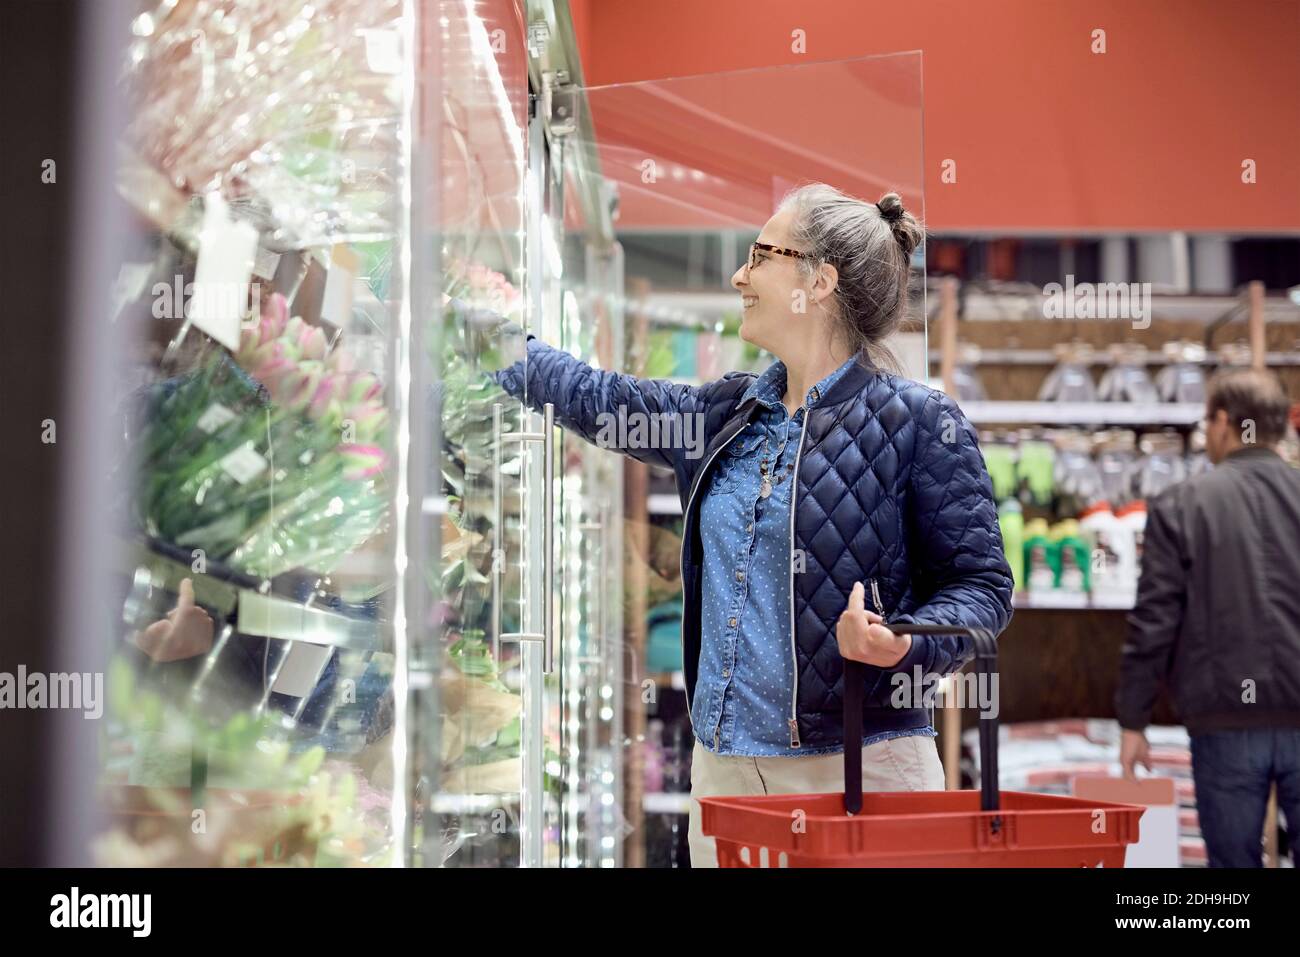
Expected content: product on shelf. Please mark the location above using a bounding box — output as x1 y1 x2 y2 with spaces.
1079 501 1138 603
1052 432 1104 515
1052 519 1091 595
998 499 1025 591
1136 431 1188 499
1023 518 1057 595
1155 341 1209 403
1096 346 1159 404
1095 430 1139 505
1116 501 1148 573
134 292 391 581
982 437 1018 501
1037 344 1098 403
1016 438 1057 507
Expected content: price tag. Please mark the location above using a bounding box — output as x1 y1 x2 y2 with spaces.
320 245 358 327
252 246 282 281
190 192 257 351
270 641 333 698
219 442 268 485
196 403 238 434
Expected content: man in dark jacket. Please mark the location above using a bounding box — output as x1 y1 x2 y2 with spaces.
1117 368 1300 867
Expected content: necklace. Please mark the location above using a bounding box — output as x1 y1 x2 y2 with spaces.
758 415 798 499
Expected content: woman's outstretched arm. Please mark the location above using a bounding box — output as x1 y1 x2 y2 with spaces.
493 334 710 472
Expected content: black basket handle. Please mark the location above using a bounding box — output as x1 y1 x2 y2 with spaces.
842 624 999 816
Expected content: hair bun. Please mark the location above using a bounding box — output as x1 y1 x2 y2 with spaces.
875 191 922 256
875 192 905 224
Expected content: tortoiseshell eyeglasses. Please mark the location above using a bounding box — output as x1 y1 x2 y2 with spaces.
746 241 815 272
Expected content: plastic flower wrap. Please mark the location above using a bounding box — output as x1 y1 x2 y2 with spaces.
121 0 404 246
140 294 390 579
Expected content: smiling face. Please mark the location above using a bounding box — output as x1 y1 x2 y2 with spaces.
730 208 838 360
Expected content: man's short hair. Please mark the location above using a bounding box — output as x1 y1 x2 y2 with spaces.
1206 368 1291 445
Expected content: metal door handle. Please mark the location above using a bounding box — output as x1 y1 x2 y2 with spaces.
492 402 503 664
499 403 555 673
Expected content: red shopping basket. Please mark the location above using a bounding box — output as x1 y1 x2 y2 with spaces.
699 625 1145 867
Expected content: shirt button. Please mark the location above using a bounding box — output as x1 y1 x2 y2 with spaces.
722 669 730 677
728 617 737 628
746 523 753 533
735 570 744 582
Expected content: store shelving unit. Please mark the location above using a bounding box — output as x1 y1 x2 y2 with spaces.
1014 592 1135 611
962 401 1204 426
928 276 1294 864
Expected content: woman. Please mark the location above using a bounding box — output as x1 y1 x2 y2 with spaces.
495 184 1013 866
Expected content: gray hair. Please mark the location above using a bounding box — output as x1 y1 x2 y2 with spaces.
777 184 924 369
1207 367 1291 444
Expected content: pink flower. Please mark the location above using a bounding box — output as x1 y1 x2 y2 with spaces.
339 444 387 481
298 324 327 361
274 361 323 413
346 373 382 405
260 292 289 336
341 402 388 442
247 339 285 372
307 373 349 421
250 355 296 395
243 293 290 357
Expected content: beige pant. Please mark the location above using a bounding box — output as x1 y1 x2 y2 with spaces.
687 735 946 867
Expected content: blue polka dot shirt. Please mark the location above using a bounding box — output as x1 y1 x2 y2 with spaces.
691 356 937 756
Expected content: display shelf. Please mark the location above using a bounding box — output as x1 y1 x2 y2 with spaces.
123 537 382 652
929 286 1300 325
429 793 520 814
931 348 1300 367
961 401 1203 426
1013 592 1135 611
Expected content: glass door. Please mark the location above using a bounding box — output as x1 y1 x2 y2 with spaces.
64 0 418 867
538 118 628 867
418 0 534 867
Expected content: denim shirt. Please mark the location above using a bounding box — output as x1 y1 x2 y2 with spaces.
691 356 937 756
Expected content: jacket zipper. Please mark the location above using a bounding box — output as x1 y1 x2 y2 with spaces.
870 578 884 616
678 418 751 728
786 411 811 749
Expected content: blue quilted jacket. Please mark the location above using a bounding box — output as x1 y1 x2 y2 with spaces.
496 338 1014 748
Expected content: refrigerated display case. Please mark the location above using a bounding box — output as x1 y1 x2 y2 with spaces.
57 0 628 870
54 0 924 868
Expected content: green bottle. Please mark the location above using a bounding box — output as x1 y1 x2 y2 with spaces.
998 500 1025 592
1052 519 1091 594
1023 518 1056 595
